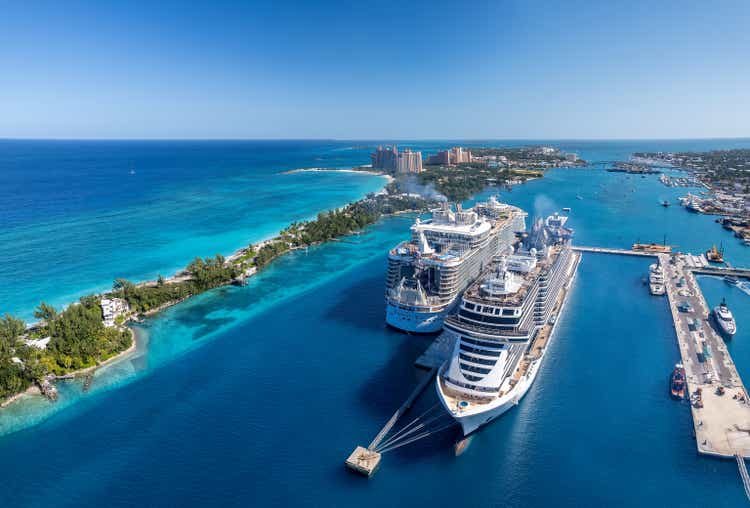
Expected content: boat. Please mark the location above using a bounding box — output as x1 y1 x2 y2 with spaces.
670 363 686 399
649 283 665 296
724 275 740 285
706 244 724 263
385 197 526 333
576 195 583 200
562 207 571 213
633 242 672 254
649 263 666 295
435 213 580 435
712 298 737 338
662 200 670 207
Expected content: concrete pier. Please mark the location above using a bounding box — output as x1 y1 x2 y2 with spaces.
346 367 437 476
345 447 381 477
661 253 750 458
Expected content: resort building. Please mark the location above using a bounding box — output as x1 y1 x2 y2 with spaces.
371 145 399 171
426 147 472 166
396 149 424 173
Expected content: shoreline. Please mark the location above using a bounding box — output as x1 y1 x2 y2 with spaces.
0 165 535 414
281 166 395 183
1 171 395 411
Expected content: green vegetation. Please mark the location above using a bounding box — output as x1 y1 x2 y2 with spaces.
0 298 132 402
247 193 433 268
419 165 543 202
0 191 431 405
112 254 241 313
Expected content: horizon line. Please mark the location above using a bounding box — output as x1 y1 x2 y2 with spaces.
1 136 750 142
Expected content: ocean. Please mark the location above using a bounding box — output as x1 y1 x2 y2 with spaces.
2 139 750 507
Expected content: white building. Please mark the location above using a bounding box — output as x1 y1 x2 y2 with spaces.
101 298 130 327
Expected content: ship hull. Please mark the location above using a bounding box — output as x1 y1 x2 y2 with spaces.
436 252 579 436
711 311 736 339
385 302 449 333
437 364 539 436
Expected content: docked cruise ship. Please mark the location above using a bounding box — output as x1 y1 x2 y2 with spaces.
385 197 526 333
435 214 580 435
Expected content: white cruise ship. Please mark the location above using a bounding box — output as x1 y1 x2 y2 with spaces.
435 215 580 435
385 197 526 333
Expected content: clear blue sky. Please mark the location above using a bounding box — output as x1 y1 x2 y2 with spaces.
1 0 748 139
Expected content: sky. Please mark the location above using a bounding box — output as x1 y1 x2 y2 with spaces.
0 0 748 140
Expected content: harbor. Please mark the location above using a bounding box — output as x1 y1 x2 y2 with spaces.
581 247 750 459
661 253 750 458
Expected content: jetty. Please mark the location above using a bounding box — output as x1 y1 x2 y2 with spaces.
579 246 750 458
661 253 750 458
345 367 439 477
572 246 659 257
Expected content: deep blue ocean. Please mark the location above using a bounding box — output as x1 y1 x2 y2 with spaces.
2 139 750 507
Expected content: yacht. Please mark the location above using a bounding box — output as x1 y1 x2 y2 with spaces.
435 214 580 435
649 263 666 295
712 298 737 338
385 197 526 333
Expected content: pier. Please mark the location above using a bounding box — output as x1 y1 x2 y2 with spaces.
572 246 660 257
661 253 750 458
579 246 750 458
346 367 438 477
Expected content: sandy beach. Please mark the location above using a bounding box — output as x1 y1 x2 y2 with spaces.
282 167 395 183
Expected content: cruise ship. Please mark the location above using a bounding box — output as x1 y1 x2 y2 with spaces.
435 214 580 435
385 197 525 333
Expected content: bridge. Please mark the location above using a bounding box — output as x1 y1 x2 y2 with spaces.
690 266 750 278
571 246 660 257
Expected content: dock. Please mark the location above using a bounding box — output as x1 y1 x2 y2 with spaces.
572 245 660 257
661 253 750 458
346 367 438 476
415 333 456 370
579 246 750 458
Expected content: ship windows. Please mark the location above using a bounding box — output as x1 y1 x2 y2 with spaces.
460 363 492 375
459 353 496 366
502 309 515 316
459 344 501 357
464 303 475 311
461 336 504 350
462 374 484 382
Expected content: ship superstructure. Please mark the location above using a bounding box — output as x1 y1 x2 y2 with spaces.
385 197 525 333
435 214 580 435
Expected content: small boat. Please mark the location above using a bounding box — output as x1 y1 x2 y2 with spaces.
576 195 583 200
662 200 670 207
706 244 724 263
670 363 686 399
724 275 739 285
712 298 737 338
562 207 571 213
129 168 136 175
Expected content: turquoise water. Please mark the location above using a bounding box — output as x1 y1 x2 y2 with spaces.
0 140 387 319
3 139 750 506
